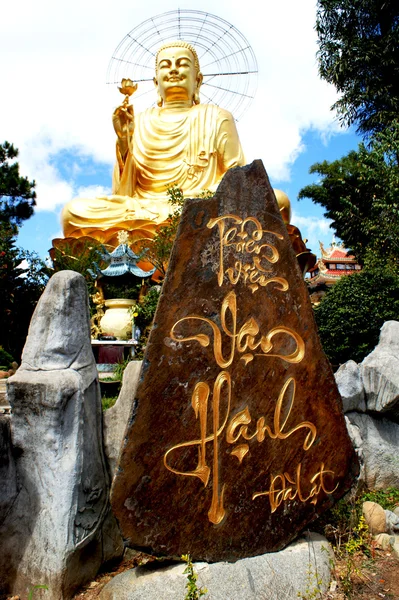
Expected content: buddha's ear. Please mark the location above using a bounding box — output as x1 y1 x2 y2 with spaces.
153 77 163 106
193 72 203 105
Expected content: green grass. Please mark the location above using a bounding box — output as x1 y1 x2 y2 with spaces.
102 394 118 411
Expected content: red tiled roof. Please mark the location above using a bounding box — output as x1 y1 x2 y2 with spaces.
327 248 355 260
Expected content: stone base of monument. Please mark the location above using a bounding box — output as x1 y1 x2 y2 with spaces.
98 533 333 600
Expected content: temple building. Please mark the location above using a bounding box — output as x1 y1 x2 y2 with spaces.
307 239 362 304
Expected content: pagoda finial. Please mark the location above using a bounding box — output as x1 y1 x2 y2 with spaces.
117 230 130 245
319 241 328 258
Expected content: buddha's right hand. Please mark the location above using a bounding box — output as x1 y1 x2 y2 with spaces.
113 104 134 159
112 104 134 141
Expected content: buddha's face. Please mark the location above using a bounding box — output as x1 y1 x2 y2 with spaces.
154 46 202 104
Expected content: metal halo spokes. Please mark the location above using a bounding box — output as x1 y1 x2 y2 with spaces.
107 9 258 121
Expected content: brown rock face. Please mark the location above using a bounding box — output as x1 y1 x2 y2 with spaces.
111 161 358 561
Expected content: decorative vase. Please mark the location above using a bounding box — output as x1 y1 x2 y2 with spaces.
100 298 135 340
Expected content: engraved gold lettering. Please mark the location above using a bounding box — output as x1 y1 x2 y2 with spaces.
170 291 305 368
226 378 316 451
252 462 338 512
255 378 316 450
230 444 250 463
207 214 287 291
164 371 232 525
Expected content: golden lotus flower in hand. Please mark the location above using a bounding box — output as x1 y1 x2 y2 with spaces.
118 78 138 97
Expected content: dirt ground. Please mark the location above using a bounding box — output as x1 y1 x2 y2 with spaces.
326 548 399 600
69 547 399 600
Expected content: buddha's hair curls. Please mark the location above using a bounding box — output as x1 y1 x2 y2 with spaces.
155 40 201 73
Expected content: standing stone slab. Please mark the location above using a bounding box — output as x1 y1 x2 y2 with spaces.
0 271 122 599
111 161 358 561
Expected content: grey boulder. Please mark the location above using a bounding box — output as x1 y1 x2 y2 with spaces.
99 533 333 600
361 321 399 417
335 360 366 412
345 412 399 489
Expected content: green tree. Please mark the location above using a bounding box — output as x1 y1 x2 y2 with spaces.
314 268 399 365
135 186 185 276
0 141 36 225
50 239 106 299
0 142 48 360
298 120 399 270
0 222 50 359
316 0 399 136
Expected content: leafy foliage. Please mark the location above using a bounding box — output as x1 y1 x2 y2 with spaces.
0 222 50 360
299 120 399 270
101 393 118 411
51 239 106 298
181 554 208 599
136 186 185 276
360 487 399 509
0 141 36 226
316 487 399 595
314 268 399 364
27 584 49 599
316 0 399 136
133 286 161 331
0 346 15 369
0 142 50 361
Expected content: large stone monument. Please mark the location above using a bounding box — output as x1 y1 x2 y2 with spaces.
111 161 358 561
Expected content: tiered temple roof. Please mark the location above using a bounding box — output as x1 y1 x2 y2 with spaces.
307 240 362 303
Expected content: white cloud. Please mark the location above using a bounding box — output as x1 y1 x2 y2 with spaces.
292 213 333 235
290 210 334 255
1 0 343 217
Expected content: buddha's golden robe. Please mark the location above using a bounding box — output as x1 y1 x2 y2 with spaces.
62 104 245 244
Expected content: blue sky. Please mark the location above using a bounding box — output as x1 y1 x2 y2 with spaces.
1 0 362 261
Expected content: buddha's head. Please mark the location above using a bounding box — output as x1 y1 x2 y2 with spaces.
154 41 203 107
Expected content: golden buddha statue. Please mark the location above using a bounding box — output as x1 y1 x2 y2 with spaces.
62 40 246 246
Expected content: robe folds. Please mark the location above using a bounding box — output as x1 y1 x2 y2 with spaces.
62 104 245 244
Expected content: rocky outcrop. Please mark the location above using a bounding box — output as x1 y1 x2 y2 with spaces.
345 413 399 489
335 360 366 413
0 271 123 600
336 321 399 489
361 321 399 417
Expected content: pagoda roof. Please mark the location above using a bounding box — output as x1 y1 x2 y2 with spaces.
327 248 356 261
100 243 140 260
90 242 155 279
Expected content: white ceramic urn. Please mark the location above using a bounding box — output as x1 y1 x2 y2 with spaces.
100 298 135 340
